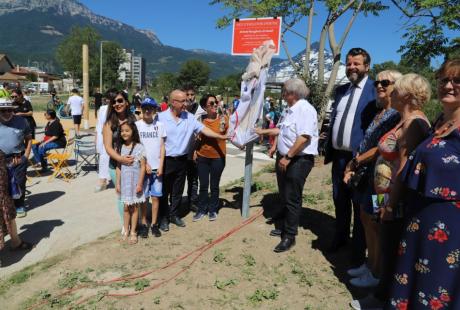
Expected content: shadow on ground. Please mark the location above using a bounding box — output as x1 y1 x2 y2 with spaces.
0 219 64 267
25 191 65 210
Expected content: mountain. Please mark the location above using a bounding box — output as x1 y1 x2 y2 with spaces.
0 0 265 79
268 42 348 85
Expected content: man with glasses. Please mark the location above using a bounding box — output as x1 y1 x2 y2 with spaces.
0 98 32 218
322 48 378 270
12 88 36 139
158 89 227 231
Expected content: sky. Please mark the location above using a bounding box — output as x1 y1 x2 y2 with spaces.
79 0 453 67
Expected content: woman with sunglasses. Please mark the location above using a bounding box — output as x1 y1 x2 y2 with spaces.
387 59 460 309
12 88 36 139
344 70 401 291
192 94 228 222
103 90 137 225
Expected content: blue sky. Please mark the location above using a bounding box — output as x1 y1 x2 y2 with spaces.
80 0 453 67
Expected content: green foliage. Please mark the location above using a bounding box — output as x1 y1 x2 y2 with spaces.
57 270 92 289
25 72 38 82
391 0 460 64
204 72 242 97
177 59 210 89
56 26 101 82
213 249 226 263
152 72 179 97
99 41 127 90
134 278 150 291
242 254 256 266
214 278 239 289
247 288 279 304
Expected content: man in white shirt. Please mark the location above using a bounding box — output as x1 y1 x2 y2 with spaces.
66 88 84 137
256 78 318 253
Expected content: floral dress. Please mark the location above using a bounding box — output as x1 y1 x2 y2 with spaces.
388 127 460 310
0 151 16 251
119 143 146 206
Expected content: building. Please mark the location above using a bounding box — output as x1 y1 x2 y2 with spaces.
0 54 14 75
119 49 145 89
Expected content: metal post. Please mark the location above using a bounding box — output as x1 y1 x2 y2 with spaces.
242 142 254 218
82 44 90 130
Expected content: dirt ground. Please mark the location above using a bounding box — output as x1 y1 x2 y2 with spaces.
0 161 367 310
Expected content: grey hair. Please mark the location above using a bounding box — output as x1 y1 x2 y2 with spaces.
283 78 310 99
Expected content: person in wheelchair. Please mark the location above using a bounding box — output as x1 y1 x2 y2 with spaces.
32 109 66 172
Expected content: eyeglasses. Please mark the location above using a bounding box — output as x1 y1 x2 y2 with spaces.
438 77 460 87
373 80 394 88
186 93 195 96
10 95 18 99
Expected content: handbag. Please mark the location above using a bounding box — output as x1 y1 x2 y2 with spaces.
347 165 369 189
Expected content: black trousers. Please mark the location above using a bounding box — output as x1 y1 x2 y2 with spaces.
160 156 187 219
197 156 225 214
331 150 366 266
186 159 199 204
12 155 27 209
275 153 314 239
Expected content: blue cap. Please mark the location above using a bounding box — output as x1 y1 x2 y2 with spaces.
141 97 158 108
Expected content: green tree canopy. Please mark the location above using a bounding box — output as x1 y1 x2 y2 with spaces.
152 72 179 97
177 59 211 90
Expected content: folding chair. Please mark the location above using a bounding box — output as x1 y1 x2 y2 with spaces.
74 139 98 175
47 130 74 182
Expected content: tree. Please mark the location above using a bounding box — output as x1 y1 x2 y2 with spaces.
97 41 127 89
177 59 211 89
390 0 460 65
210 0 387 119
56 26 101 84
153 72 179 97
25 72 38 82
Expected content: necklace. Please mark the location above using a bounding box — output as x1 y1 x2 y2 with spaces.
434 119 458 137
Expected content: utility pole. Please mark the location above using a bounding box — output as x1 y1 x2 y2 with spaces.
82 44 90 130
99 40 108 92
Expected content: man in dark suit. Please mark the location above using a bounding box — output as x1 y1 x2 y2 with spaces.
323 48 377 269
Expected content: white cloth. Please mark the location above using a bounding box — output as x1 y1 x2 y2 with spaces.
277 99 319 156
66 95 84 116
96 104 110 179
332 76 368 151
136 118 166 170
120 143 146 206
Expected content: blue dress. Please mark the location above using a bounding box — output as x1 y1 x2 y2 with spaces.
388 127 460 309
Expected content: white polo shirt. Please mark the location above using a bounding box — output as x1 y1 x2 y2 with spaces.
277 99 319 156
332 76 368 151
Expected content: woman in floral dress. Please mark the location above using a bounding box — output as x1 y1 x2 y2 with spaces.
389 59 460 309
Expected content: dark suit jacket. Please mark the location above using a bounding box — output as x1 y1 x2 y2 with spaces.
324 77 377 164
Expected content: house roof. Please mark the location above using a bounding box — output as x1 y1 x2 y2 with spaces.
0 54 14 69
0 72 27 80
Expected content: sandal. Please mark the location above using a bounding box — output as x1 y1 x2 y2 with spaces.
119 231 128 243
128 233 138 245
10 240 34 251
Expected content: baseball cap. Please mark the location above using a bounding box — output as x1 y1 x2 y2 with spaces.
141 97 158 108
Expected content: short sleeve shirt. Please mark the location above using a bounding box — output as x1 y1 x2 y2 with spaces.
277 99 319 156
136 119 167 169
0 116 31 155
158 109 204 157
67 95 84 116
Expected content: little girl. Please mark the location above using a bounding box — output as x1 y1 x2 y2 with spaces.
115 120 146 244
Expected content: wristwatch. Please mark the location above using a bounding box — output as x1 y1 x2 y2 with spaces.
285 154 293 160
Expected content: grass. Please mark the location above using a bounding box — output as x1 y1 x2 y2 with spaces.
57 270 93 289
247 288 279 304
242 253 256 267
213 249 226 263
214 278 238 290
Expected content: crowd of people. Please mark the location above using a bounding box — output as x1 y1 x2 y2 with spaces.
0 46 458 309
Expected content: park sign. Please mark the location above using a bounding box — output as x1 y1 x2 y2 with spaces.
231 17 281 56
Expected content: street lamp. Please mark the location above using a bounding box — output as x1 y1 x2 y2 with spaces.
100 40 109 91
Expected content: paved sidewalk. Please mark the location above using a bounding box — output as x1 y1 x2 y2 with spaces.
0 137 273 278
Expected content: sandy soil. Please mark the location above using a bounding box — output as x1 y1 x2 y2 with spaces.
0 161 367 310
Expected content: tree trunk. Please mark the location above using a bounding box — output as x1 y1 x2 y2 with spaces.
317 23 329 85
303 1 314 79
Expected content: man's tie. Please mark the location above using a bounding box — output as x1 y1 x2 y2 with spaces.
336 85 356 148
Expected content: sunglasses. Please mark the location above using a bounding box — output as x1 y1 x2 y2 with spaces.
113 98 125 105
10 95 18 99
207 101 217 107
438 77 460 86
373 80 394 88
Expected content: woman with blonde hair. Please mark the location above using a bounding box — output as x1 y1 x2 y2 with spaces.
388 59 460 309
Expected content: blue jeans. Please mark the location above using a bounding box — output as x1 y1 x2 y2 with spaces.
32 142 60 168
197 156 225 214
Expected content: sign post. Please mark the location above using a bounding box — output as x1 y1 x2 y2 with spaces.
232 17 281 56
242 142 254 218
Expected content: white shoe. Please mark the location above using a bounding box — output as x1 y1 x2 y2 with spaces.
350 270 379 288
94 183 108 192
350 294 383 310
347 263 369 277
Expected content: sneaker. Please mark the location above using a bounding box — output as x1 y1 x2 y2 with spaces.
347 263 369 277
159 218 169 232
16 207 26 218
208 212 217 221
350 270 379 288
94 183 107 193
138 224 149 238
350 294 383 310
151 224 162 237
170 216 186 227
193 212 206 222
